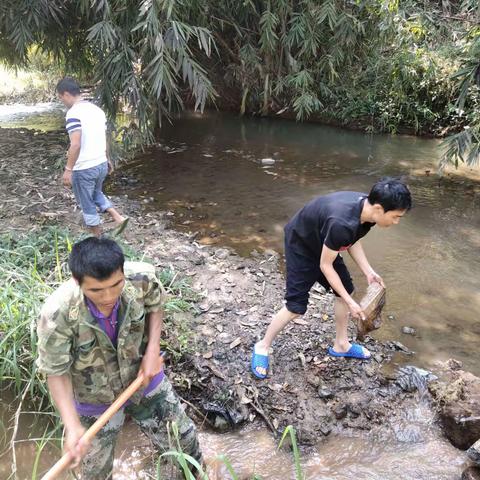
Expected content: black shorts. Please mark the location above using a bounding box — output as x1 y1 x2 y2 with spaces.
284 236 354 315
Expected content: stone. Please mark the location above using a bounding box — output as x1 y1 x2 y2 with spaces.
318 387 334 400
261 158 276 165
214 248 230 259
429 368 480 449
462 467 480 480
319 423 332 436
348 403 362 418
402 326 416 335
333 404 348 420
468 439 480 465
391 341 413 354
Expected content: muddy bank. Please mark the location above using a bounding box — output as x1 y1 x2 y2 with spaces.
1 126 479 478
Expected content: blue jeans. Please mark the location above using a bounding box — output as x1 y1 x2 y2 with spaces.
72 162 112 227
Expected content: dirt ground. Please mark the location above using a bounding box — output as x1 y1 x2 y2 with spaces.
0 126 435 447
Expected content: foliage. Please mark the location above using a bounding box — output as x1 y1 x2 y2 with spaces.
0 0 216 151
0 1 479 166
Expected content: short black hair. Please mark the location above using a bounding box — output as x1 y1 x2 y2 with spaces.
368 177 412 212
69 237 125 284
56 77 81 96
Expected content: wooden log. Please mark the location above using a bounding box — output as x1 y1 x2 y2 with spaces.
356 282 386 340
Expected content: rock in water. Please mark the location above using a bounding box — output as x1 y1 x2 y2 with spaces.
468 439 480 465
429 366 480 450
356 282 386 340
462 467 480 480
261 158 276 165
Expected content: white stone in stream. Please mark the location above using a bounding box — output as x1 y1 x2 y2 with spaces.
261 158 276 165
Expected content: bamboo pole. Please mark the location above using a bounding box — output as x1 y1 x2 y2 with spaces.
40 374 145 480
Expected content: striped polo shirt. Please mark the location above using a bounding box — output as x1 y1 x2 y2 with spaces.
65 100 108 171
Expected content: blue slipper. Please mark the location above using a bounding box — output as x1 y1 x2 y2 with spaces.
251 347 269 379
328 343 371 360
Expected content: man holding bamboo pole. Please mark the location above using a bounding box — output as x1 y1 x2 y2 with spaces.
36 237 202 478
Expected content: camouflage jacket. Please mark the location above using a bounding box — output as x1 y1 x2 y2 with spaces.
36 261 165 405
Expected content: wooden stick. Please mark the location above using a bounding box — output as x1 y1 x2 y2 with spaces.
40 374 145 480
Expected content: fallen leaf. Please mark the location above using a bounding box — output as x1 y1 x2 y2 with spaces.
210 308 225 315
293 318 309 326
202 351 213 359
229 337 242 349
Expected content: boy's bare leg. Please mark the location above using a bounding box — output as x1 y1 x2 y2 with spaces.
332 297 370 356
105 207 126 224
253 306 299 376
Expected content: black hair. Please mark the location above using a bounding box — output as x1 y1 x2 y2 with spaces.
69 237 125 284
56 77 81 96
368 177 412 212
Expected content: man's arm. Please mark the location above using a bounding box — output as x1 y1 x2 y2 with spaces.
320 245 365 320
347 241 385 287
63 131 81 187
47 374 89 467
139 310 164 386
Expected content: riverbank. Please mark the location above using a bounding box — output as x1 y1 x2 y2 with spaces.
1 126 479 478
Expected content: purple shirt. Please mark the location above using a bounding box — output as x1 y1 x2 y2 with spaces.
74 298 164 416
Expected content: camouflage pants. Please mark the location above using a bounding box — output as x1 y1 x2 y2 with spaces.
79 377 201 479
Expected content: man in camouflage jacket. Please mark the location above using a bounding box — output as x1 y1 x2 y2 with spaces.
36 237 202 479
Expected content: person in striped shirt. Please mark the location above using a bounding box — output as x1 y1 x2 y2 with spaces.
56 77 128 236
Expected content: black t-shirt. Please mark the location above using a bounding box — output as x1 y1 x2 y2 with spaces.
285 191 375 258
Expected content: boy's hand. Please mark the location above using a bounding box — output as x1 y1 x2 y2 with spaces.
65 423 89 468
347 299 366 321
366 270 385 288
62 169 72 187
139 347 164 386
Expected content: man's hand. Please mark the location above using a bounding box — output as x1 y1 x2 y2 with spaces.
366 270 385 288
139 347 164 386
62 169 72 188
347 299 366 321
64 423 89 468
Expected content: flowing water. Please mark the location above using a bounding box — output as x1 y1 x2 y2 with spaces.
1 106 477 479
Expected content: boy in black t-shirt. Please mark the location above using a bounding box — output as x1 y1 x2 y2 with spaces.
251 178 412 379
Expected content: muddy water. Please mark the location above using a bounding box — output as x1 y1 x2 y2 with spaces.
117 111 480 377
201 395 467 480
7 396 467 479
